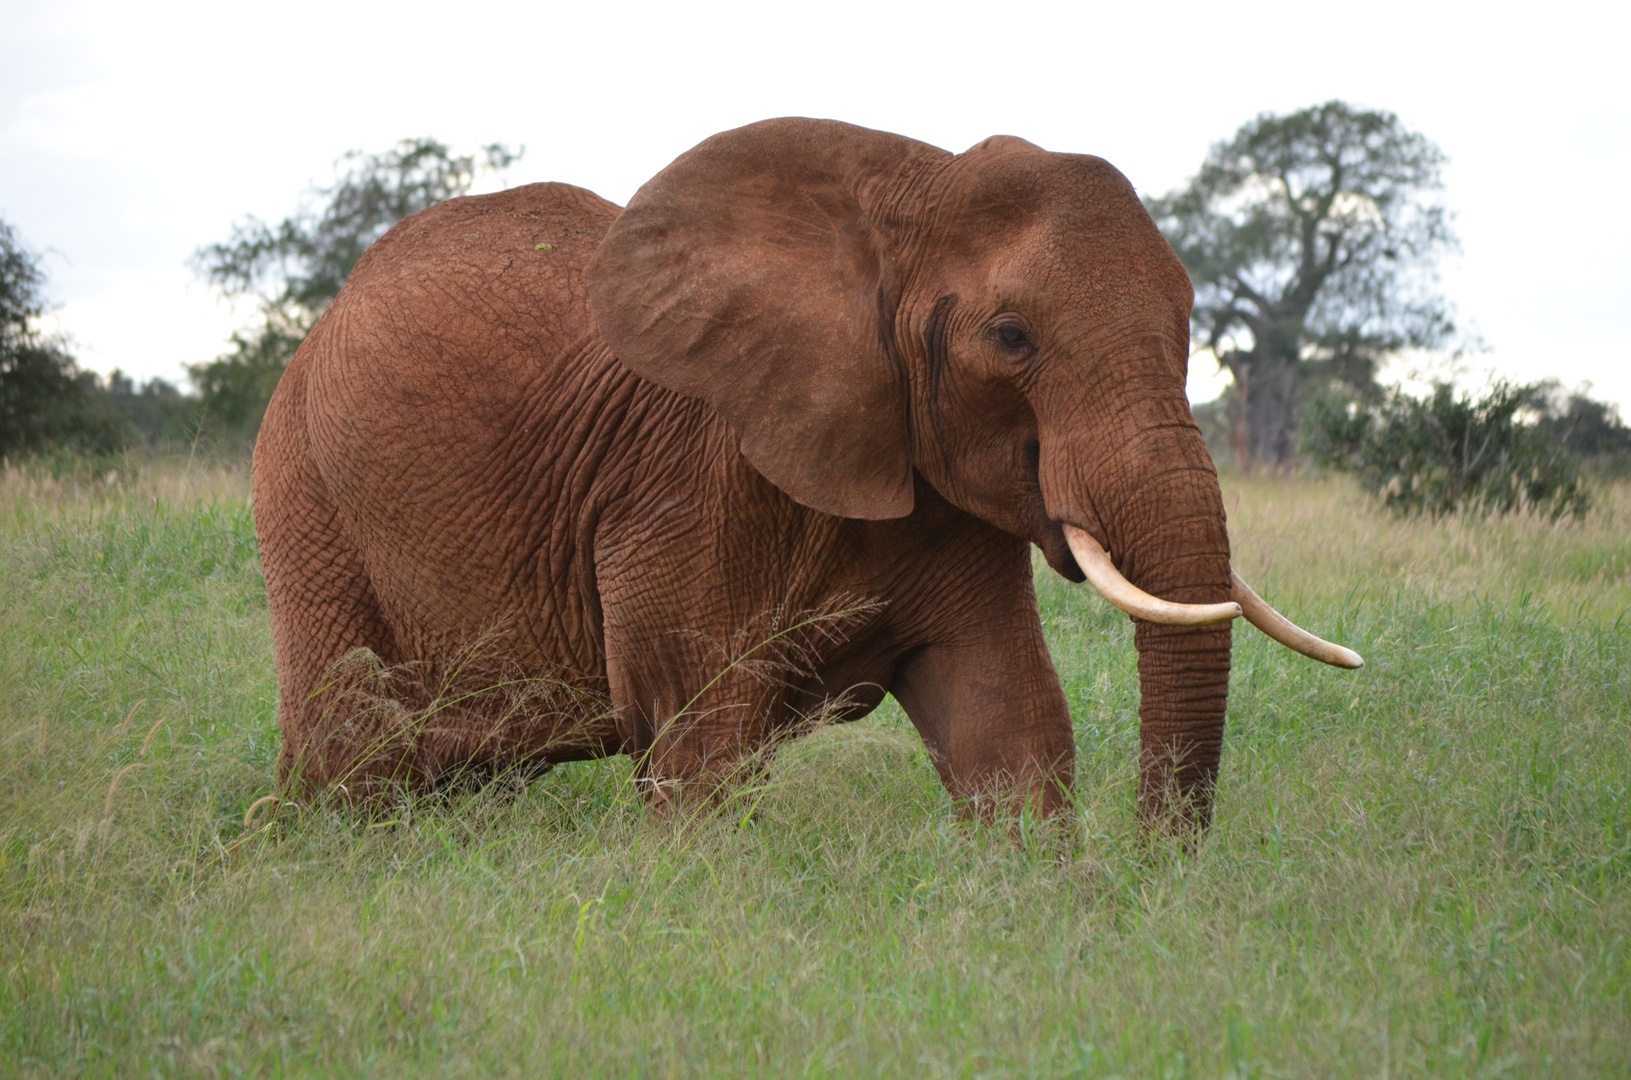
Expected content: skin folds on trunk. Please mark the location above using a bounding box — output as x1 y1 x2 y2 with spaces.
1117 460 1233 830
1134 618 1231 829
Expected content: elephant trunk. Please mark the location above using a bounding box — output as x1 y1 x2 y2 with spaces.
1133 612 1233 829
1041 374 1236 830
1065 524 1364 826
1110 458 1235 830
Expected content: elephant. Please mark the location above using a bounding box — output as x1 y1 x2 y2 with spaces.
252 117 1360 828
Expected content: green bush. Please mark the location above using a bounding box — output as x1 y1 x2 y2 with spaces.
1303 380 1591 520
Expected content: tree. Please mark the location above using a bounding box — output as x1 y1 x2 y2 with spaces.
191 137 520 441
103 369 195 447
1147 102 1457 469
0 218 125 458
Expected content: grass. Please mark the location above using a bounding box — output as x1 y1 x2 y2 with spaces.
1 458 1628 1078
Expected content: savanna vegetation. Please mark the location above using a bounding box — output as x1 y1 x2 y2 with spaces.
1302 378 1631 521
3 459 1627 1077
1 220 170 459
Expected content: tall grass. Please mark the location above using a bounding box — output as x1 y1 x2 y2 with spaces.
2 462 1627 1077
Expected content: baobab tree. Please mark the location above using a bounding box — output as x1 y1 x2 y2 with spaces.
1146 101 1457 469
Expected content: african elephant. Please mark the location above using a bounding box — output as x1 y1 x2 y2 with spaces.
253 117 1359 828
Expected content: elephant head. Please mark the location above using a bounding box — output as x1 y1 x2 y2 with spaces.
586 118 1358 827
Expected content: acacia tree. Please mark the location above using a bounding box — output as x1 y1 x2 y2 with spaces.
1146 102 1457 469
192 137 519 439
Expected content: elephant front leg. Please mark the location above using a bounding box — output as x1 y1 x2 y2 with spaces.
889 622 1075 818
603 643 783 812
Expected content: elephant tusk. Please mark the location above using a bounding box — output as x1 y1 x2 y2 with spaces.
1229 571 1365 669
1063 525 1243 626
1062 526 1365 667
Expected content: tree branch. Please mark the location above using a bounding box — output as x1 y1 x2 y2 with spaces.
1228 278 1271 313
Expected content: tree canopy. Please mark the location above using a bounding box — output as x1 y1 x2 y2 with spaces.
0 218 126 458
1147 101 1457 469
191 138 520 441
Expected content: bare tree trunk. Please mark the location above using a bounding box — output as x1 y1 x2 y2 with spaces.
1223 349 1300 472
1228 359 1253 472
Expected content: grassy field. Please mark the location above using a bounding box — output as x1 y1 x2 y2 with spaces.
2 458 1628 1078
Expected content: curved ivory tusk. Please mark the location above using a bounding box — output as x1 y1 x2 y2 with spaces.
1062 524 1243 626
1230 571 1365 669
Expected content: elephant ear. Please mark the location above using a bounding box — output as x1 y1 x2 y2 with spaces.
586 118 947 520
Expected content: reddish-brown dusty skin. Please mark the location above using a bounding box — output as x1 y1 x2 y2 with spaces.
254 118 1235 825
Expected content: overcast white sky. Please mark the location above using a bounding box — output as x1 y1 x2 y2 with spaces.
3 0 1628 409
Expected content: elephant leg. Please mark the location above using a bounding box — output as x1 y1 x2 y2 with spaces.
603 636 785 810
265 547 406 791
255 384 402 793
889 615 1075 817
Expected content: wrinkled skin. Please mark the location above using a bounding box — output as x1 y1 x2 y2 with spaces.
254 119 1232 826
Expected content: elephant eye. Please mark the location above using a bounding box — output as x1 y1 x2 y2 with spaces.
996 324 1032 350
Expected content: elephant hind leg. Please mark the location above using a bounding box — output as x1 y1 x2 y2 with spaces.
254 378 405 795
255 429 609 796
264 532 405 795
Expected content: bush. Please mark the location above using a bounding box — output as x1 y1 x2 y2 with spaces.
1303 379 1591 520
1533 384 1631 478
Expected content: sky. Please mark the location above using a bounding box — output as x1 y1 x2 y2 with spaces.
3 0 1628 409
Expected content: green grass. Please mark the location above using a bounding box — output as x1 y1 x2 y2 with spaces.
2 460 1628 1078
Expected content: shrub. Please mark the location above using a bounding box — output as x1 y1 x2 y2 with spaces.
1532 384 1631 478
1302 379 1590 520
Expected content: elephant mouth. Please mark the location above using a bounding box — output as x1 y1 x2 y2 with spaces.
1034 517 1083 582
1060 524 1364 670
